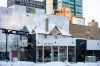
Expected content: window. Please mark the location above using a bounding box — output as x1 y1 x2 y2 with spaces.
44 35 47 39
53 0 58 10
70 0 75 2
55 36 57 39
76 4 82 7
76 11 82 14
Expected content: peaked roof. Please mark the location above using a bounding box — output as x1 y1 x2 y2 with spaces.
57 27 72 36
50 26 62 34
23 22 72 36
50 26 72 36
33 27 49 34
22 25 34 34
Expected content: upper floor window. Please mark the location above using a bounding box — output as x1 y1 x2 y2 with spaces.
44 35 47 39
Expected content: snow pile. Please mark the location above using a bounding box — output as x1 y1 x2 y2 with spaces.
71 62 100 66
0 61 100 66
36 62 66 66
12 61 35 66
0 61 12 66
0 61 35 66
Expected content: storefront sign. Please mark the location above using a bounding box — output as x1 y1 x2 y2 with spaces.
7 0 44 9
44 43 53 45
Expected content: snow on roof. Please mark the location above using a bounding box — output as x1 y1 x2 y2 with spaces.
26 23 71 36
48 23 55 32
24 21 72 36
26 25 34 33
57 27 72 36
34 27 49 34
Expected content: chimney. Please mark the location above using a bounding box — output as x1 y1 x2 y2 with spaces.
92 19 95 22
45 18 49 32
88 19 98 27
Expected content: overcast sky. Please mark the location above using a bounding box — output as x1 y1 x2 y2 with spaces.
0 0 100 26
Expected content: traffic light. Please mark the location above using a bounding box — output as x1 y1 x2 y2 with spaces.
2 29 12 34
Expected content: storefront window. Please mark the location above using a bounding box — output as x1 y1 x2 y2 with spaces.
37 46 75 62
53 0 58 10
37 46 42 62
68 46 75 62
53 46 58 61
44 46 51 62
60 46 67 62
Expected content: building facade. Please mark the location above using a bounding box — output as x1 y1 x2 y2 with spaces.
0 0 99 62
70 20 100 61
21 18 75 62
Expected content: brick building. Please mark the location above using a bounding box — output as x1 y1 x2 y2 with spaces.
70 20 100 40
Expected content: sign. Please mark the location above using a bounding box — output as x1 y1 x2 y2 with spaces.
26 7 36 14
15 31 28 35
1 28 29 36
44 43 53 45
7 0 44 9
13 51 18 57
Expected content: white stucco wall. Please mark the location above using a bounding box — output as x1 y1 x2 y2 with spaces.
87 40 100 50
37 34 75 46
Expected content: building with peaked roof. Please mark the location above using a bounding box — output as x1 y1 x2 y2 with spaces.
0 3 72 61
0 0 99 63
20 18 75 62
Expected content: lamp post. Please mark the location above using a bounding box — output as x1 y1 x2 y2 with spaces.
6 33 9 61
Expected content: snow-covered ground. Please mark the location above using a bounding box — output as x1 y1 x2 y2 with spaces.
0 61 100 66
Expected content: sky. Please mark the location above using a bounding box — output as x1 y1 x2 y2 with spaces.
0 0 100 26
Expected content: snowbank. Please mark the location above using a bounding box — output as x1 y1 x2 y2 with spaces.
0 61 100 66
71 62 99 66
35 62 65 66
0 61 35 66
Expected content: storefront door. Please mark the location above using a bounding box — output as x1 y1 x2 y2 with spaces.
53 46 58 61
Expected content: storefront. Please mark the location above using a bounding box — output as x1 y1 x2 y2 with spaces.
36 34 76 63
36 46 75 62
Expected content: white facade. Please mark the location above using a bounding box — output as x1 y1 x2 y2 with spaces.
87 40 100 50
37 34 75 46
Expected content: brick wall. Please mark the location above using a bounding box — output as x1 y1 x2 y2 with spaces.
70 24 100 40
